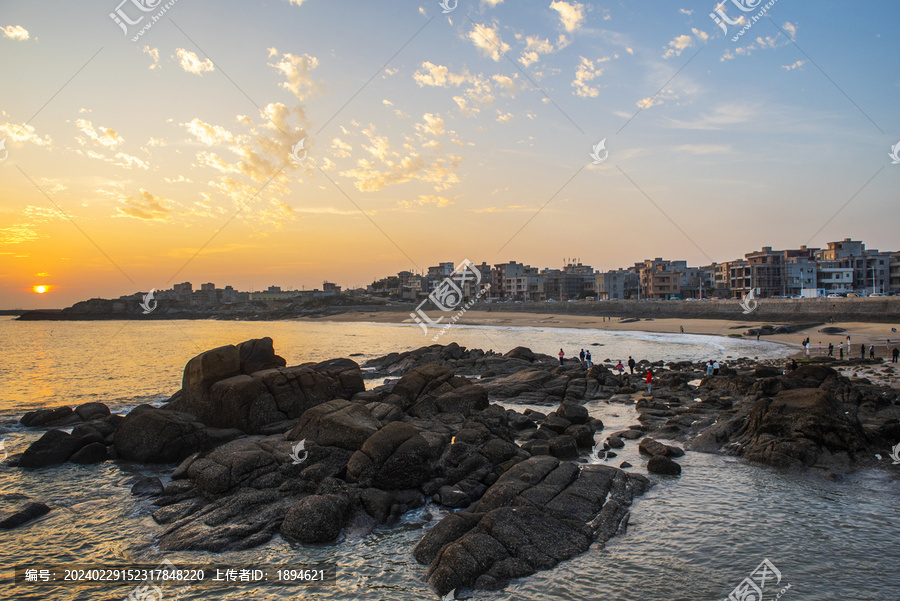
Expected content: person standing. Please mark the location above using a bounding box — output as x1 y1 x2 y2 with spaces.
706 360 714 376
585 350 592 368
558 348 565 365
892 346 899 363
817 341 821 354
869 344 875 359
839 346 844 360
860 343 866 359
712 360 720 375
680 325 684 334
579 349 585 365
627 356 636 374
828 343 834 357
756 330 761 341
646 369 653 394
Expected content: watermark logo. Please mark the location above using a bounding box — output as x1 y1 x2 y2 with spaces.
724 558 790 601
442 589 456 600
124 558 175 601
140 288 158 314
0 138 8 163
889 442 900 465
410 259 490 340
711 0 778 41
289 439 308 465
111 0 180 42
589 138 608 164
739 288 758 314
889 141 900 165
1 439 7 461
438 0 457 14
290 138 308 164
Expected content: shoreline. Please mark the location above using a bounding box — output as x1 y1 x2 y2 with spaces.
319 310 899 351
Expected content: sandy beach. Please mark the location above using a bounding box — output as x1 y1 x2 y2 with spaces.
322 311 900 353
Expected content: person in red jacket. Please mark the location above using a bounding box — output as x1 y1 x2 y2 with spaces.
558 348 565 365
645 369 652 394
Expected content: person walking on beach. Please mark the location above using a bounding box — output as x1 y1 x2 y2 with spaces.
680 325 684 334
645 369 653 394
615 360 625 375
585 350 592 368
869 344 875 359
828 343 833 357
893 347 899 363
627 356 636 374
756 330 761 341
860 343 866 359
579 349 585 365
839 346 844 360
712 360 720 376
558 349 565 365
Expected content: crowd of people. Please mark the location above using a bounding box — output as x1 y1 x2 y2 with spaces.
799 334 900 362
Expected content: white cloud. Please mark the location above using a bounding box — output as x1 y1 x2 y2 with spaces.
182 118 237 146
519 34 570 67
550 1 585 33
466 20 509 61
398 195 454 209
572 56 608 98
496 111 513 123
679 8 693 15
782 60 805 71
0 120 51 147
1 25 29 41
175 49 215 75
663 34 693 59
143 46 160 70
75 119 123 149
268 49 322 100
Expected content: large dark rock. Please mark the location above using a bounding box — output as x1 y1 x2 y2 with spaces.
0 502 52 529
74 403 111 422
286 399 381 451
114 405 210 463
19 430 82 468
237 337 286 375
167 340 364 433
347 422 444 490
281 494 350 543
69 442 107 464
638 438 684 458
20 406 74 428
417 457 650 594
647 455 682 475
734 388 867 470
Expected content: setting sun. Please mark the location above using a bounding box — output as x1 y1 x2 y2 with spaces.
32 285 48 294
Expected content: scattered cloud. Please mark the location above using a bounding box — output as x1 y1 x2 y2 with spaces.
397 194 454 209
496 111 513 122
572 56 608 98
268 49 322 100
518 34 570 67
679 8 693 15
413 61 517 117
116 189 175 221
175 49 215 75
0 119 52 147
1 25 29 41
781 60 805 71
466 20 509 61
550 1 585 33
182 118 237 146
663 34 693 59
75 119 123 149
142 46 160 70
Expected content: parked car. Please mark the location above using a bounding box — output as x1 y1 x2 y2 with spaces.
826 293 843 298
846 293 861 298
870 292 887 297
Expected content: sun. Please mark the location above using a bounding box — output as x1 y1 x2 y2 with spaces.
33 285 48 294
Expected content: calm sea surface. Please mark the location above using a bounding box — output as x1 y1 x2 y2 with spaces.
0 318 897 601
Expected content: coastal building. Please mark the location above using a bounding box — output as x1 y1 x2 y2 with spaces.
729 260 751 298
891 253 900 294
784 257 818 297
635 259 687 299
817 259 853 294
595 269 639 300
817 239 893 294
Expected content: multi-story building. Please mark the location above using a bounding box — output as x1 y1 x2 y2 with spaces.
817 259 853 294
891 253 900 294
595 269 639 300
635 259 686 299
784 257 818 296
729 260 751 297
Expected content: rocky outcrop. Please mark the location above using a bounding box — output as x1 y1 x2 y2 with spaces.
114 405 231 463
166 339 365 433
20 402 112 428
416 456 650 594
0 502 52 529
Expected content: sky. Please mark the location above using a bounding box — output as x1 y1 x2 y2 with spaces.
1 0 899 308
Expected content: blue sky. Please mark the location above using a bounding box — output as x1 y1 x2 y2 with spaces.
1 0 899 307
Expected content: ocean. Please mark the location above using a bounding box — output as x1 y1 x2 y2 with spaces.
0 317 897 601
